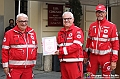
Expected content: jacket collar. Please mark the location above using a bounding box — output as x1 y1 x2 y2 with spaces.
96 17 107 24
60 24 75 32
13 25 33 34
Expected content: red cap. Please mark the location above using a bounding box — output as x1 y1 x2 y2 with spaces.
96 4 106 11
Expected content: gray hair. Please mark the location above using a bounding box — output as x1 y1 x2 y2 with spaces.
16 13 28 20
62 12 74 18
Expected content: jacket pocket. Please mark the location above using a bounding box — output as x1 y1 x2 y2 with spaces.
89 27 97 37
89 41 96 49
9 49 25 60
29 48 37 59
98 42 110 50
13 35 20 44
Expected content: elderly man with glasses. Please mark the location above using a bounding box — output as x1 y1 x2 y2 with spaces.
84 4 119 79
2 13 38 79
54 12 84 79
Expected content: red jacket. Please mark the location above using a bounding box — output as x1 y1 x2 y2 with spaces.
2 25 38 68
57 24 84 62
85 18 119 61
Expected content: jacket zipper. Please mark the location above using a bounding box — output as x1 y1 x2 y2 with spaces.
23 33 28 68
62 31 67 61
18 49 24 54
96 21 101 53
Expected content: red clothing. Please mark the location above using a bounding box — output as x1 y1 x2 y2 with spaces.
87 53 111 79
57 24 84 62
57 24 84 79
6 68 33 79
60 62 83 79
85 18 119 79
85 18 119 61
2 25 38 69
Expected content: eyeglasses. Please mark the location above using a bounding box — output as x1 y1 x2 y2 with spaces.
96 11 105 14
63 18 72 21
18 20 28 23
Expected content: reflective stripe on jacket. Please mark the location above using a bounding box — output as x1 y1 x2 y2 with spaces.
57 24 84 62
2 25 38 68
85 18 119 61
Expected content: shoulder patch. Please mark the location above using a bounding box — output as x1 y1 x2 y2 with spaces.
110 22 113 24
77 31 81 38
3 37 6 42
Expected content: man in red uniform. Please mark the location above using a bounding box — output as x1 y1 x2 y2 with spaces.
54 12 84 79
84 4 119 79
2 13 38 79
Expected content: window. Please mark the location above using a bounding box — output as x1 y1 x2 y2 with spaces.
15 0 28 17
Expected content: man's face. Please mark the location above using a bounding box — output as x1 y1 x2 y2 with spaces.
96 10 106 20
9 20 14 25
62 13 74 27
16 16 28 31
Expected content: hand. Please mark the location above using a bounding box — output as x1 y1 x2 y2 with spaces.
54 50 59 55
83 58 88 64
3 67 9 75
111 61 116 70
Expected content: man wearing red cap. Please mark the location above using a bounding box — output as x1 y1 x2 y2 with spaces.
84 4 119 79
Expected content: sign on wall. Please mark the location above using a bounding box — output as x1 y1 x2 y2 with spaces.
48 4 63 26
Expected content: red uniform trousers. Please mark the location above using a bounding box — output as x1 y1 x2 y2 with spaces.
6 68 33 79
60 62 83 79
87 53 111 79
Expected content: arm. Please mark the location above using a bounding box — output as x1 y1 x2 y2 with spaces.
110 24 119 70
84 25 92 58
83 25 92 64
2 32 10 75
33 31 38 61
110 24 119 62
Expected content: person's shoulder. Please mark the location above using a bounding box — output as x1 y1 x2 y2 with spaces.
106 21 116 28
73 26 82 30
57 27 64 35
27 26 34 31
27 26 37 34
5 28 14 35
59 27 64 31
5 26 10 30
90 21 96 26
73 26 83 33
108 21 116 25
5 26 10 28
